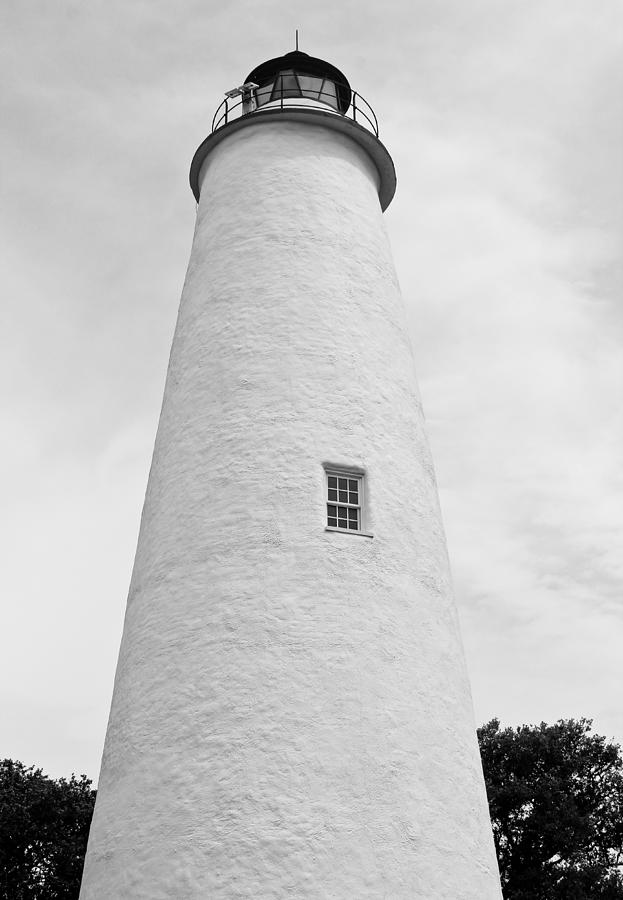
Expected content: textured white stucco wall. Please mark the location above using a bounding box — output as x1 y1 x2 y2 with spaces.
80 118 502 899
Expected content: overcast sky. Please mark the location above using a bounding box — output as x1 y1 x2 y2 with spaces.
2 0 622 781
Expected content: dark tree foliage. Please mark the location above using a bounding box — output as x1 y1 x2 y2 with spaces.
0 759 96 900
478 718 623 900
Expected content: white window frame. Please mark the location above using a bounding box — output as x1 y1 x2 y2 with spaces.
323 466 373 538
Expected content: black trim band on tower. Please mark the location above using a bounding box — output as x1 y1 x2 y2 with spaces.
189 107 397 211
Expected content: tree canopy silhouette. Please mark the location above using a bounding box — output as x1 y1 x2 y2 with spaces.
0 758 95 900
478 718 623 899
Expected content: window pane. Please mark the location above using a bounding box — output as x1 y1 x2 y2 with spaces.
255 82 274 106
270 75 283 101
279 70 299 98
325 472 365 534
318 79 339 109
296 74 324 99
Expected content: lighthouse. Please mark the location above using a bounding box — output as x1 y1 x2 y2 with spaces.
79 50 502 898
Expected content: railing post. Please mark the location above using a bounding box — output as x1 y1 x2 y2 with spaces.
353 92 357 124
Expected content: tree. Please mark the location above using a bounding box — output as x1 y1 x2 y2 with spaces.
478 718 623 899
0 758 96 900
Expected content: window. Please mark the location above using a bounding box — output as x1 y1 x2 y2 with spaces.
325 470 363 532
254 70 341 111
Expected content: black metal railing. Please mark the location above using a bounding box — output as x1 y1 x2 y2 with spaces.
211 79 379 137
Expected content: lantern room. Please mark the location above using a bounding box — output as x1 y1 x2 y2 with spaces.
245 50 352 113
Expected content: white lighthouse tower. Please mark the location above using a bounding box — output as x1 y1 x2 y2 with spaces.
80 50 502 899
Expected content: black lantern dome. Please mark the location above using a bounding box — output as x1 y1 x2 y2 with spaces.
245 50 352 114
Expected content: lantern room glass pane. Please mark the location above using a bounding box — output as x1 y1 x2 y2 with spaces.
282 71 300 98
255 82 274 106
269 75 282 102
318 79 338 110
296 74 324 100
271 70 300 100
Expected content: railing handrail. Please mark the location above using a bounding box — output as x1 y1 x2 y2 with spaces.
210 76 379 138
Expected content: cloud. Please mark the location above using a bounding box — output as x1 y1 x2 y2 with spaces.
383 0 623 742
